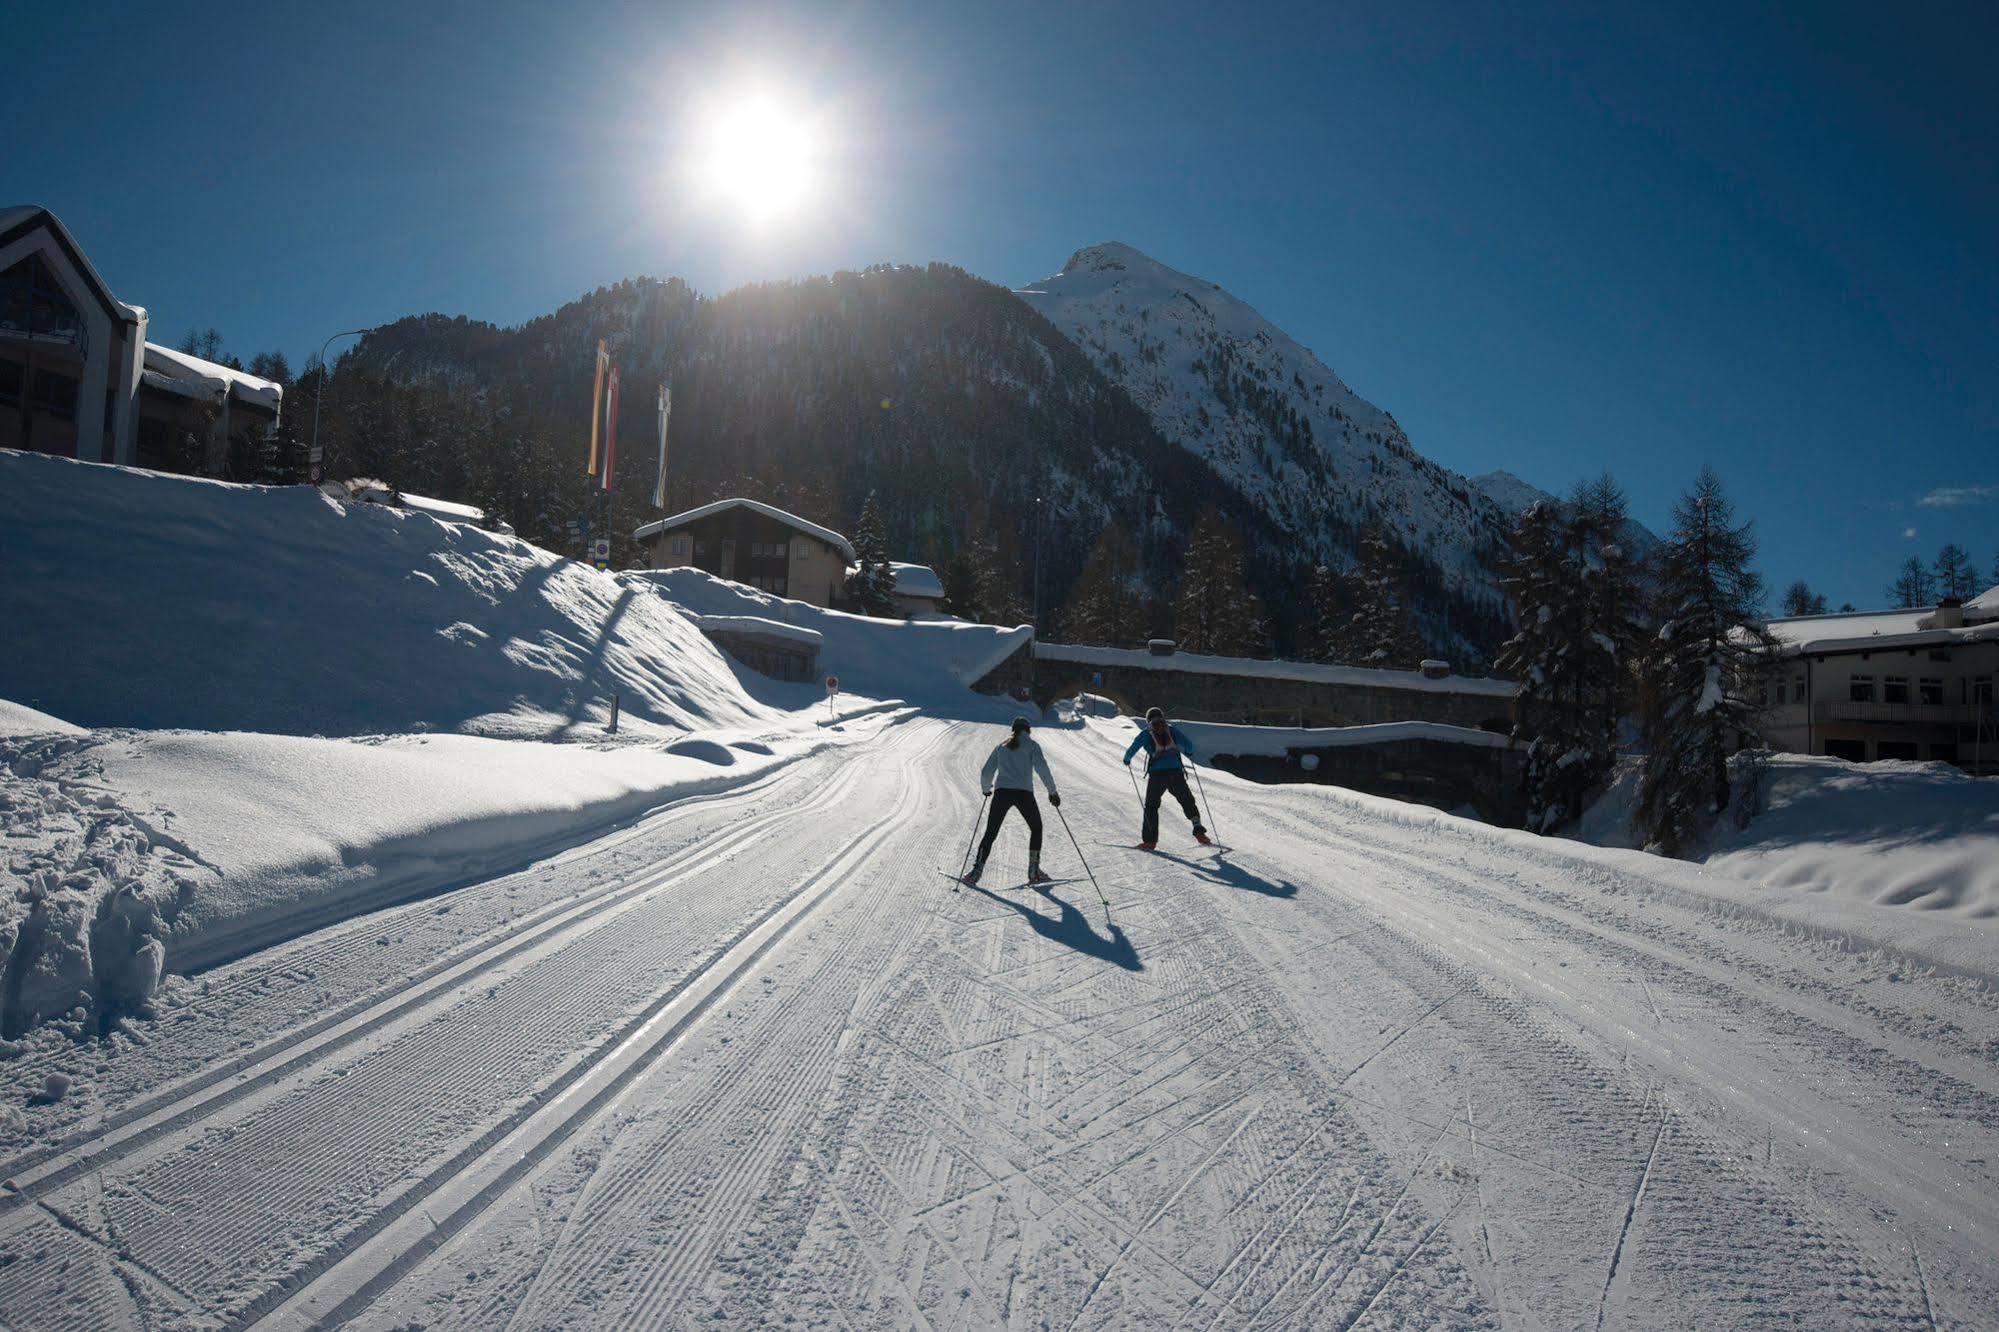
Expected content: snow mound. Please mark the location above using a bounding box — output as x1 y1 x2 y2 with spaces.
0 700 86 739
0 451 773 739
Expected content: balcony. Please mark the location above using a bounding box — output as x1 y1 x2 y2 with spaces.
1814 700 1988 725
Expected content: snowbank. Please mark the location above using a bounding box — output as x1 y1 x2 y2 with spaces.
636 568 1031 712
0 716 844 1036
0 451 775 739
1578 753 1999 923
1179 719 1514 757
0 700 87 738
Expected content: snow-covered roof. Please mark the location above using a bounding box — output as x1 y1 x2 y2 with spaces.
632 497 856 563
143 342 283 412
0 204 142 326
398 492 486 524
1764 598 1999 655
1035 641 1520 697
884 562 945 600
684 614 825 647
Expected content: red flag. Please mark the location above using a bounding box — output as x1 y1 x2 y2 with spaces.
602 365 620 491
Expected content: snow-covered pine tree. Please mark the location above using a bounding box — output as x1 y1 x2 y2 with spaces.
1572 474 1646 752
1635 467 1775 856
1172 508 1263 655
1059 521 1149 646
1888 556 1935 609
849 492 898 617
1332 521 1425 667
967 537 1028 626
1932 543 1979 600
938 548 978 619
1495 500 1583 831
1778 580 1828 617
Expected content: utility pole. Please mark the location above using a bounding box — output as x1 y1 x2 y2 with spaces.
309 327 375 484
1031 494 1044 635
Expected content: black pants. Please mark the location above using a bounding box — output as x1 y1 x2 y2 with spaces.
1143 769 1203 843
977 788 1042 866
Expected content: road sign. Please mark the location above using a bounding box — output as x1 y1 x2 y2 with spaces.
590 538 610 562
825 675 840 695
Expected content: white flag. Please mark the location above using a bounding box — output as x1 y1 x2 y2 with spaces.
653 380 671 510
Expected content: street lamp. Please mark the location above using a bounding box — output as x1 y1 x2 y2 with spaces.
1031 494 1044 636
308 327 374 483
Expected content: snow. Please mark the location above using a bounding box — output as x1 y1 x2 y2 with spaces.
1037 640 1520 697
393 491 485 524
885 560 944 600
142 341 283 411
0 449 776 739
631 496 857 562
640 567 1031 707
683 613 825 647
1764 601 1999 653
1179 718 1516 757
0 699 86 738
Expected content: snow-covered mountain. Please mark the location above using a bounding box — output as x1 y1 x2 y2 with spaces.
1472 469 1662 558
1017 243 1512 598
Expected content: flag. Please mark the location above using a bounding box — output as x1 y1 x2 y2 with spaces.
585 340 607 477
652 380 671 509
601 364 621 491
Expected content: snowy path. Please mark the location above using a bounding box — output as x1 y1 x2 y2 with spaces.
0 719 1992 1329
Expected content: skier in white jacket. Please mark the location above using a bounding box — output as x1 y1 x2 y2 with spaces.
963 716 1060 886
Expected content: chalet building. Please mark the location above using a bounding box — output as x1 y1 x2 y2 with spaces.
1758 587 1999 772
1 205 281 476
633 498 855 607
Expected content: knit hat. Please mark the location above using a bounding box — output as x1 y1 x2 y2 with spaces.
1145 707 1165 722
1011 716 1032 732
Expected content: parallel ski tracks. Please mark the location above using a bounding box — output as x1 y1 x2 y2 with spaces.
0 756 869 1215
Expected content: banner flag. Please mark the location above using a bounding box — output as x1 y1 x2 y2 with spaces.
652 381 671 510
602 364 621 491
586 339 607 477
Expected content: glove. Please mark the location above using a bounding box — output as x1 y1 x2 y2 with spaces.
1049 793 1062 808
981 788 991 797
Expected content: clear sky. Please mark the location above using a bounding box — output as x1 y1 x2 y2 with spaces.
8 0 1994 608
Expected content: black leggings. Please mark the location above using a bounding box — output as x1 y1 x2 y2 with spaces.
1143 769 1204 842
977 788 1042 864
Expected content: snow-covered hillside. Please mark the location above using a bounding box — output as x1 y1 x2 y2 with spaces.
1017 243 1511 597
1472 468 1662 557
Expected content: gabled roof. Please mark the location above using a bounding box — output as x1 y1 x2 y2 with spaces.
0 204 141 326
633 497 856 562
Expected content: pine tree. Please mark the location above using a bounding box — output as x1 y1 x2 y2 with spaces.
1172 509 1263 655
969 538 1028 626
1635 468 1774 856
1332 521 1425 667
1888 556 1936 608
1059 521 1149 646
1496 501 1579 830
849 492 897 617
1572 474 1645 759
1778 580 1828 617
1932 543 1978 600
938 548 978 618
1305 564 1348 662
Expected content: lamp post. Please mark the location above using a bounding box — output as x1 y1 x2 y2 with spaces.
308 327 374 484
1031 494 1044 636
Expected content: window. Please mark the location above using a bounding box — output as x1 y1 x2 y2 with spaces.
796 543 809 560
32 370 77 420
1919 678 1943 705
1848 675 1875 703
669 535 690 557
1975 678 1994 705
1824 738 1866 762
0 253 84 349
1883 676 1910 704
0 358 20 405
1875 741 1918 761
693 540 706 558
1792 676 1805 702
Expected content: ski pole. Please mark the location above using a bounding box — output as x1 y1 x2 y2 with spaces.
1052 802 1109 912
1190 763 1220 847
958 790 991 884
1126 759 1143 807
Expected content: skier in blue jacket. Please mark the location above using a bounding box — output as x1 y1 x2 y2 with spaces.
1123 707 1210 849
964 717 1060 886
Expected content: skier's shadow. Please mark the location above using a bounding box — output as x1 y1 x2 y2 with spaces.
962 882 1143 972
1152 849 1299 899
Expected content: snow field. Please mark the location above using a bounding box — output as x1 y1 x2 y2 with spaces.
1 716 1989 1327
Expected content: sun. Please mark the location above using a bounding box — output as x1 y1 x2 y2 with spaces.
691 90 822 224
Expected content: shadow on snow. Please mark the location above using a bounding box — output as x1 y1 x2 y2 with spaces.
961 881 1142 972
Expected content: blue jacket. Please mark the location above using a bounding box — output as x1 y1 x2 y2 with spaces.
1124 722 1199 773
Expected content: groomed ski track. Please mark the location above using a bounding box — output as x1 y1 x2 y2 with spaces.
0 718 1992 1329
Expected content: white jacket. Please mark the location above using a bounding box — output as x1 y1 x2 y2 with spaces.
980 736 1057 795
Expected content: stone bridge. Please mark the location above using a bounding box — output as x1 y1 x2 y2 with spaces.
975 640 1517 733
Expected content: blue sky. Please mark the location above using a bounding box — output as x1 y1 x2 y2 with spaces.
8 0 1994 608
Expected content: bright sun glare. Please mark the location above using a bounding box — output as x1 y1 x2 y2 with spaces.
693 91 821 224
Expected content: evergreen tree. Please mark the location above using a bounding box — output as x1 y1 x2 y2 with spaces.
848 492 897 617
1571 474 1645 757
1305 563 1348 662
1778 580 1828 617
1932 543 1978 600
1635 468 1775 856
969 538 1028 626
1172 509 1264 655
1332 521 1425 667
1059 521 1150 646
1888 556 1936 608
938 548 978 618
